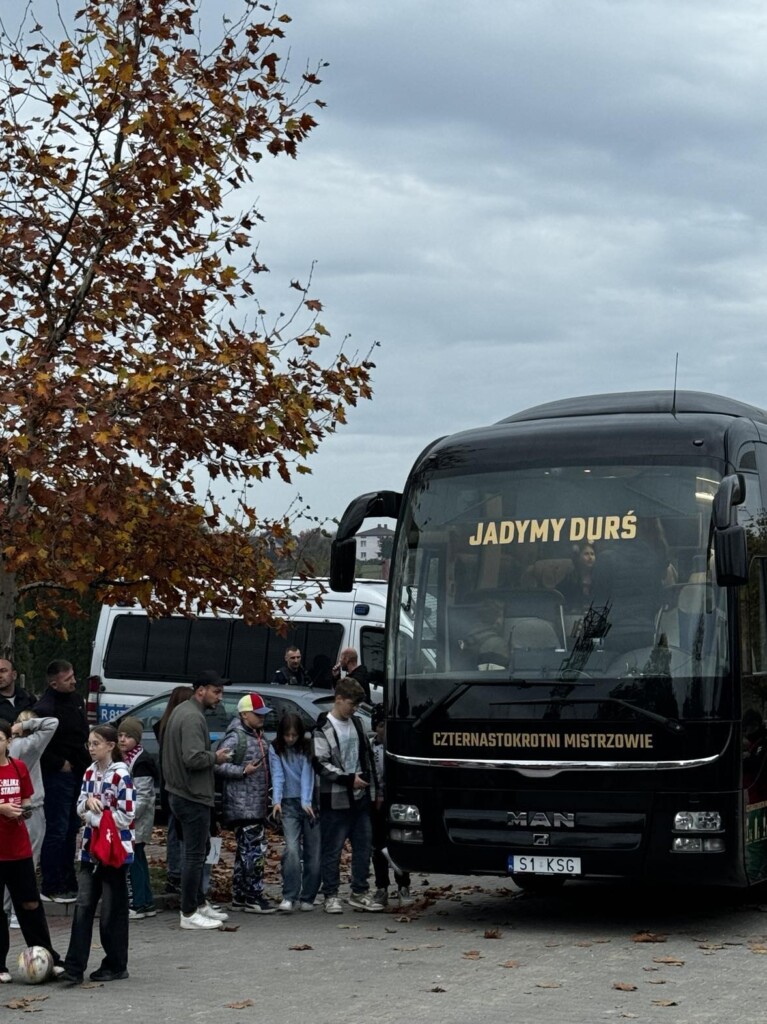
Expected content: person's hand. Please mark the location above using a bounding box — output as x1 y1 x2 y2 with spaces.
242 759 259 775
303 805 315 820
86 795 102 813
0 802 23 819
352 773 369 790
11 722 23 737
61 760 72 773
215 747 232 765
272 803 282 819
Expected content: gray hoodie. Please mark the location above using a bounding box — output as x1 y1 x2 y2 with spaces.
10 717 59 808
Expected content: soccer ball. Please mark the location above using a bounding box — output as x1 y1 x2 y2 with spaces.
16 946 53 984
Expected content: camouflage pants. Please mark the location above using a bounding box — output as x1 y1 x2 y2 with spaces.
232 821 267 903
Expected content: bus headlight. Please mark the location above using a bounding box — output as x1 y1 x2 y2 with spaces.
674 811 722 831
390 804 422 824
389 828 424 844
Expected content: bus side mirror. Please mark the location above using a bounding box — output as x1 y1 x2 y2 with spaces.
330 539 357 592
713 473 748 585
714 526 748 586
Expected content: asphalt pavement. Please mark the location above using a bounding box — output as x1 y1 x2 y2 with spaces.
5 873 767 1024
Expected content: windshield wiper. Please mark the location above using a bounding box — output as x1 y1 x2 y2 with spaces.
490 696 685 735
412 677 528 732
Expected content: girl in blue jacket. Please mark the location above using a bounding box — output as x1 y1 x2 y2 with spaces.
269 713 320 912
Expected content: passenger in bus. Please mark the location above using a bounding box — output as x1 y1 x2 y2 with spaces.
460 600 509 670
560 543 598 612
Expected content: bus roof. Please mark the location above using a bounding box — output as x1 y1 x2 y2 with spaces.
501 391 767 425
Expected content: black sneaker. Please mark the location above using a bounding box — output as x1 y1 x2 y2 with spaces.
243 894 277 914
89 968 129 982
42 892 78 904
164 880 181 895
58 970 83 987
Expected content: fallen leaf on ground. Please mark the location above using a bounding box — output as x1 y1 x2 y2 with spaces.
631 931 667 943
484 928 502 939
431 986 446 993
220 924 240 932
536 981 561 989
393 946 420 952
647 980 668 985
225 1001 254 1009
395 915 411 923
749 944 767 954
499 960 520 969
575 941 592 947
651 1000 678 1007
613 982 638 991
385 927 397 933
697 943 724 950
463 950 483 959
289 944 312 951
652 957 684 967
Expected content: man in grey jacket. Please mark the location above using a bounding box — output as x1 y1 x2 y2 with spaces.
161 670 233 931
312 678 382 915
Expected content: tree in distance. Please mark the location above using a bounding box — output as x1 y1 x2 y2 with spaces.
0 0 373 654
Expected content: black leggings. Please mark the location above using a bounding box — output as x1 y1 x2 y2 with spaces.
0 858 60 970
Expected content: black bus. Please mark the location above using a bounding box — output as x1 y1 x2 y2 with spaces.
330 391 767 888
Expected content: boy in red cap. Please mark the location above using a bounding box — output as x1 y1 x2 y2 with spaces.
215 693 276 913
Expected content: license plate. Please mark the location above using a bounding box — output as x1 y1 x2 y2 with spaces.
508 855 581 875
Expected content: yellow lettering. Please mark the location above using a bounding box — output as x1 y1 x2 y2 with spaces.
515 520 530 542
550 518 566 542
570 518 586 541
499 521 514 544
482 522 498 545
530 520 549 542
469 523 483 546
604 516 620 540
621 512 637 539
587 516 604 542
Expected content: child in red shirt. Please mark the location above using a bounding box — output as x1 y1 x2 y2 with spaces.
0 718 63 983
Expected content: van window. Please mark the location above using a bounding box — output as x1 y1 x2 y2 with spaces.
360 627 385 688
103 614 344 686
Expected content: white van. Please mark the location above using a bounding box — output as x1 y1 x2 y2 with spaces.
88 579 387 723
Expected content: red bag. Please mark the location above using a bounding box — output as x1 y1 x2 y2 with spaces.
89 808 127 868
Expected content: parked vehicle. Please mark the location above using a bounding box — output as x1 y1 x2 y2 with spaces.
116 684 371 761
88 578 387 723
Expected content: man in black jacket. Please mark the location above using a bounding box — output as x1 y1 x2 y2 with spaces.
272 646 313 688
0 658 36 722
34 659 90 903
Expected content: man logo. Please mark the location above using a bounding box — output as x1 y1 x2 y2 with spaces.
506 811 575 829
533 834 550 847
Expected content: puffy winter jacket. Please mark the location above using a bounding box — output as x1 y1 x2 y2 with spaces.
214 717 270 824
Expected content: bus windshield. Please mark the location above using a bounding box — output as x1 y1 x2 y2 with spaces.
390 461 729 719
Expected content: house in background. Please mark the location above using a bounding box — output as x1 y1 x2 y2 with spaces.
357 523 394 562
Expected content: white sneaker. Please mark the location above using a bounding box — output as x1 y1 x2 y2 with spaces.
323 895 343 914
299 901 315 912
180 910 222 930
278 899 294 912
199 903 229 922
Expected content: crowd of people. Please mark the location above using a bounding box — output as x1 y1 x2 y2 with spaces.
0 649 408 986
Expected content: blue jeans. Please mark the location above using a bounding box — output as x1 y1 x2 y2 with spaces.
64 863 129 978
320 794 372 897
281 799 321 903
40 770 81 896
168 794 211 916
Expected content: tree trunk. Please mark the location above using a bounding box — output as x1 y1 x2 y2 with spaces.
0 564 18 660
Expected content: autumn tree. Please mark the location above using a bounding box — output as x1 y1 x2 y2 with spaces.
0 0 373 656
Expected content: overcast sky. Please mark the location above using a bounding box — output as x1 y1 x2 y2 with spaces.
22 1 767 530
242 0 767 528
